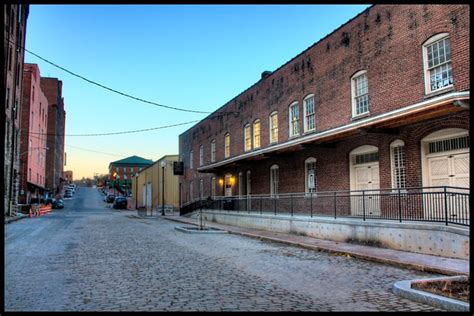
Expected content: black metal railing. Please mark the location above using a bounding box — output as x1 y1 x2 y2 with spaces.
180 186 470 226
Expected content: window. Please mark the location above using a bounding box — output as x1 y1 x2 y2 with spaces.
390 140 406 189
270 165 279 197
210 140 216 162
6 88 10 109
224 133 230 158
8 46 12 71
269 111 278 144
351 71 369 116
253 120 261 149
354 152 379 165
289 102 299 137
303 95 316 132
199 145 204 166
29 139 32 157
211 177 216 197
29 168 31 181
423 34 453 94
244 124 252 152
189 150 193 169
32 86 35 101
305 157 317 193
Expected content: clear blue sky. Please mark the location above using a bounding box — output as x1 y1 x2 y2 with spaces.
25 4 371 179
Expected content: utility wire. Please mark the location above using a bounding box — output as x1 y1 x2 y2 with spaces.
6 37 238 116
66 144 125 157
26 120 200 137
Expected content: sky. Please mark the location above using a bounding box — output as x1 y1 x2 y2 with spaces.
25 4 371 180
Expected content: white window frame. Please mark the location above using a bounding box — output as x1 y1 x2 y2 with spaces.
303 95 316 133
269 111 278 144
422 33 453 95
270 164 279 197
244 124 252 152
199 145 204 166
253 120 261 149
189 150 193 170
390 140 407 191
224 133 230 158
305 157 317 194
210 140 216 162
289 102 300 137
351 70 369 117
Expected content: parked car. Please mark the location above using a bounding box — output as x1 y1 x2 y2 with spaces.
113 196 128 209
106 194 116 203
64 190 73 198
52 199 64 209
44 198 54 205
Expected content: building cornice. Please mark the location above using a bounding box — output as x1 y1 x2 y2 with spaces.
198 91 470 172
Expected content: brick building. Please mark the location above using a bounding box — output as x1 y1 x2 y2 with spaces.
63 170 73 183
109 156 154 194
4 4 29 215
179 5 469 215
41 77 67 197
19 63 49 204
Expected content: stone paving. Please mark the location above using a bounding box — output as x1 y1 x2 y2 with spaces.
5 187 446 311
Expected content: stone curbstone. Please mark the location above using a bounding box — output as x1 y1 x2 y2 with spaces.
392 276 469 311
5 215 28 225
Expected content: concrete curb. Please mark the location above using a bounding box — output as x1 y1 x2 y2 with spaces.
5 215 28 224
393 276 469 311
162 216 468 276
174 226 228 234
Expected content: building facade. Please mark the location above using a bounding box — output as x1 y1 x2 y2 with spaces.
108 156 154 194
41 77 66 197
179 5 469 212
63 170 73 184
132 155 180 212
19 63 49 204
4 4 29 215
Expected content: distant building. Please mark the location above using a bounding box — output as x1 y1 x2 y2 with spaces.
41 77 66 197
63 170 73 183
132 155 179 213
108 155 153 194
19 63 49 204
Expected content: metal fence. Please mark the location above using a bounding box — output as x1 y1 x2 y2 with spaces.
181 186 470 226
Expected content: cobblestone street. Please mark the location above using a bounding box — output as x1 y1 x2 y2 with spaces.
5 187 445 311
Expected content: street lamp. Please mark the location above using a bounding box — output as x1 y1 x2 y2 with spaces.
160 160 166 216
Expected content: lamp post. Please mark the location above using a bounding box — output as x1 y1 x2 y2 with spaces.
161 160 166 216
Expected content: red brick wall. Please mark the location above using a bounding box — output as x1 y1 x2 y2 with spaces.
179 5 470 203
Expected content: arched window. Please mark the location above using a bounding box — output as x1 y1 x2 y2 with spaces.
224 133 230 158
305 157 317 193
269 111 278 144
244 124 252 152
390 140 407 189
210 140 216 162
351 70 369 117
289 102 300 137
303 95 315 132
270 164 279 196
199 145 204 166
422 33 452 94
253 120 261 149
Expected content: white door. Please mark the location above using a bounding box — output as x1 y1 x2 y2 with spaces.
146 183 152 209
225 175 232 197
352 163 380 216
426 152 469 220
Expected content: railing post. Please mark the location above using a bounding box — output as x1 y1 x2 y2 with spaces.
290 194 293 217
334 191 337 219
260 196 262 215
362 191 366 221
444 187 448 226
310 192 313 218
398 188 402 223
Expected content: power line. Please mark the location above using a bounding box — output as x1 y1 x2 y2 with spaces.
26 120 200 137
66 144 125 157
6 37 237 116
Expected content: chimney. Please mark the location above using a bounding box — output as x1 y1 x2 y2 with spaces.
261 70 272 79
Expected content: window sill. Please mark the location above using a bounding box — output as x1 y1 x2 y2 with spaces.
351 112 370 121
302 129 317 136
288 134 300 140
424 85 454 100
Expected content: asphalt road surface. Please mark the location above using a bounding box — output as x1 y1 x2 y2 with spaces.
5 187 444 311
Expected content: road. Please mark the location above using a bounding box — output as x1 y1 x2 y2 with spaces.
5 187 444 311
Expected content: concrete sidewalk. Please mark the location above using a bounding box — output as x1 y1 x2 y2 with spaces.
163 215 469 277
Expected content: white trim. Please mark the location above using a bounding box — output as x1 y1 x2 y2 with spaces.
269 111 278 144
422 33 452 95
244 123 252 152
289 101 300 138
199 145 204 167
198 91 469 171
349 145 379 191
253 119 261 149
210 139 216 163
224 133 230 158
351 70 369 117
390 139 406 190
303 94 316 133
